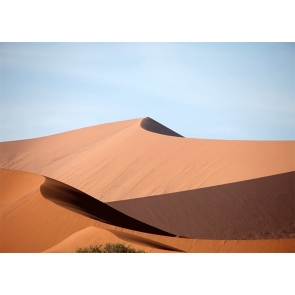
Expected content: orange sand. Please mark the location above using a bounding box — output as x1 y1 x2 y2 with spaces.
1 118 294 253
1 118 294 203
1 168 294 253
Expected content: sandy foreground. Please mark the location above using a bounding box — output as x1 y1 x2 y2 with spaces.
0 118 294 253
0 168 294 253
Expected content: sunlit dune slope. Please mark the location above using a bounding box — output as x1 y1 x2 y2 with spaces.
43 225 295 253
43 227 180 253
0 118 294 203
44 221 295 253
0 168 173 253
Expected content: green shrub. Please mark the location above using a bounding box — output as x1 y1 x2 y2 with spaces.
76 244 103 253
76 243 145 253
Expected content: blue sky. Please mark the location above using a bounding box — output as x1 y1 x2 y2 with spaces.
0 42 294 141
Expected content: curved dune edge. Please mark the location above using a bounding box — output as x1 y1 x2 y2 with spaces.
1 168 173 252
40 177 175 237
0 168 102 252
1 117 293 203
94 222 295 253
43 226 183 253
0 168 176 252
108 171 295 240
140 117 184 137
44 224 295 253
0 168 45 209
1 168 294 253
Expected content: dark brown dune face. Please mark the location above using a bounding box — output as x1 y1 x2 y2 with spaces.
140 117 184 137
40 177 175 237
108 172 295 240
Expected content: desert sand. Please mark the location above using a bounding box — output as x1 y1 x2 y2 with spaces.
1 117 293 203
0 117 294 252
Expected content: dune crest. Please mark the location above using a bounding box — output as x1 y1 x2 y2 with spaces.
1 117 294 253
40 176 175 237
140 117 184 137
43 227 183 253
1 118 294 203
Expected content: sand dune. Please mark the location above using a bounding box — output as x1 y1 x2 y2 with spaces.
40 176 174 237
43 225 295 253
109 172 295 239
43 227 181 253
0 167 44 209
0 168 175 252
1 117 294 253
0 168 100 252
1 168 294 253
0 117 294 203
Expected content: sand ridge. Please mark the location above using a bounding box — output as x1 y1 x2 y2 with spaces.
0 118 294 203
140 117 184 137
1 168 294 253
1 117 294 253
43 227 182 253
40 176 175 237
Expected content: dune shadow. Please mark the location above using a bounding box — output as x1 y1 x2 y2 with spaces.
108 171 295 240
40 177 176 237
106 228 186 252
140 117 184 137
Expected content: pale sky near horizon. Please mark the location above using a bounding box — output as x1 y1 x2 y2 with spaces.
0 42 294 141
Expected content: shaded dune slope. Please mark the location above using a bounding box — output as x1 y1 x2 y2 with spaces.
140 117 184 137
108 172 295 240
40 177 175 237
1 118 294 203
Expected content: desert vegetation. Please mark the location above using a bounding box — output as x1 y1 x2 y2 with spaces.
76 243 145 253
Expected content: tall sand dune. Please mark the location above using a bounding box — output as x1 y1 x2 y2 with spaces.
1 118 294 253
1 118 294 203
